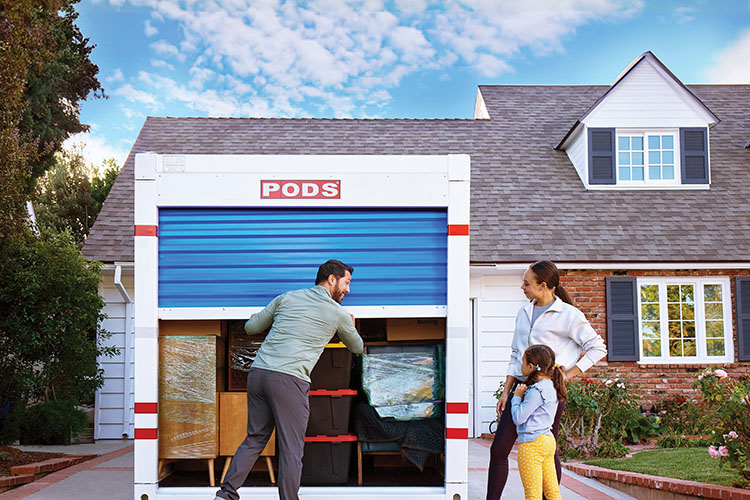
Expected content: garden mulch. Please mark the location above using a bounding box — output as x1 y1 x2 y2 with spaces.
0 448 64 478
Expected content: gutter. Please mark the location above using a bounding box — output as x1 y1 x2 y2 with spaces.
113 264 134 438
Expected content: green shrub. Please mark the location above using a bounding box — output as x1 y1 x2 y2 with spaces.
0 403 25 445
657 434 713 449
597 439 629 458
19 400 87 445
658 395 703 436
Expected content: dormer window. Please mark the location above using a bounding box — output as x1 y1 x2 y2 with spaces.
617 131 677 184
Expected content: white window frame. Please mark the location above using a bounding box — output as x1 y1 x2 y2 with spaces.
637 277 734 364
616 128 680 187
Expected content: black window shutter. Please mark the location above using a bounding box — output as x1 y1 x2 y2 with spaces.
680 128 709 184
606 277 639 361
736 277 750 362
589 128 616 185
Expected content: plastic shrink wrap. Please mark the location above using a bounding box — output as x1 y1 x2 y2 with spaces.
361 344 444 421
159 335 218 459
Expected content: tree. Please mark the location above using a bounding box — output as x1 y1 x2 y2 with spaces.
0 227 118 406
0 1 103 235
90 157 120 213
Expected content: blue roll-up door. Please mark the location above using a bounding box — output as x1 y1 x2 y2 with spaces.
158 208 447 308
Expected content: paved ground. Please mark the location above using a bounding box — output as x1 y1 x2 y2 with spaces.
0 439 634 499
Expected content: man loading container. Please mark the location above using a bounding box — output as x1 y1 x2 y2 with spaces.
214 259 364 500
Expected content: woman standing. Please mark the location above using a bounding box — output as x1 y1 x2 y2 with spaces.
485 261 607 500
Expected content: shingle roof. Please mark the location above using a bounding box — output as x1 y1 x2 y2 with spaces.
82 84 750 265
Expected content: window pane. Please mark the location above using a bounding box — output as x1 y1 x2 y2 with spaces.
632 137 643 150
642 321 660 339
669 321 681 338
642 303 659 320
705 302 723 320
649 166 661 180
681 285 694 303
643 339 661 357
619 152 630 165
663 166 674 179
683 322 695 339
662 151 674 164
648 135 660 149
632 167 644 180
649 151 660 165
619 167 630 180
641 284 659 302
667 285 680 302
619 137 630 150
683 339 696 356
662 135 673 149
632 152 643 165
669 339 682 356
706 320 724 338
682 303 695 320
707 339 725 356
704 284 722 301
668 303 681 320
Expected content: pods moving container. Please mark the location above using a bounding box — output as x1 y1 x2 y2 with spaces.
133 154 470 500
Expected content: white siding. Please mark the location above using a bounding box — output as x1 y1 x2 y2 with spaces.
585 58 708 128
565 126 587 184
95 269 135 439
471 272 527 436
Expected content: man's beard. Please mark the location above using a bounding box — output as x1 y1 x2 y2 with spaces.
332 287 345 303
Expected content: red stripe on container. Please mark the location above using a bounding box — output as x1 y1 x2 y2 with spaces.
134 225 158 237
134 428 158 439
134 403 158 414
446 402 469 414
309 389 357 396
446 428 468 439
304 435 357 443
448 224 469 236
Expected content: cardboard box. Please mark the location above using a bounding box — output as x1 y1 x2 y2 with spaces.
386 318 445 341
159 320 223 336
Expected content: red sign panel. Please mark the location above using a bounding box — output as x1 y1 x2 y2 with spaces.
261 180 340 199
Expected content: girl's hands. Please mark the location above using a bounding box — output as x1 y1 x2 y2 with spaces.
514 383 528 398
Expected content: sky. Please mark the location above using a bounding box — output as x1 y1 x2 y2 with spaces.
70 0 750 167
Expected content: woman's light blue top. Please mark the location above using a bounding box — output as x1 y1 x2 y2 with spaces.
511 378 559 443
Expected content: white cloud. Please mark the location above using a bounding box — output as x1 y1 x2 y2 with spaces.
702 29 750 83
113 83 161 110
63 132 130 168
673 6 695 24
106 68 124 83
144 19 158 36
110 0 644 117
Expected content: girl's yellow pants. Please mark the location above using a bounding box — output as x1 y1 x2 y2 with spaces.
516 434 562 500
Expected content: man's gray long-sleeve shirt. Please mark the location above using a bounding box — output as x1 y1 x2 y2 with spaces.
245 285 364 383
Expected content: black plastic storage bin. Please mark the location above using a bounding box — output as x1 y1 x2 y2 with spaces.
310 343 353 389
307 389 356 436
301 435 356 484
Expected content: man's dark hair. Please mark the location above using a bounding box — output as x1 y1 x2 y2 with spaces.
315 259 354 285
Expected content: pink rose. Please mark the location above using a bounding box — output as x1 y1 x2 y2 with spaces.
714 369 728 378
605 379 613 387
708 446 719 458
698 374 704 380
729 431 739 439
719 446 729 457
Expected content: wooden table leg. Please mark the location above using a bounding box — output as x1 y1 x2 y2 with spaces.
265 456 276 484
357 441 363 485
208 458 215 487
220 456 232 484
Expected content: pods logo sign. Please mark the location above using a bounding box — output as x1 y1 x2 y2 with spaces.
260 180 340 199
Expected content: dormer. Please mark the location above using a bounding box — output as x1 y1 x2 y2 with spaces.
556 52 719 190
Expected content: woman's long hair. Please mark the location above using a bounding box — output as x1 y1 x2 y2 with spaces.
523 344 566 401
530 260 575 307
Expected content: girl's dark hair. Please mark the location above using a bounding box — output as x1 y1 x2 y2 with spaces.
529 260 575 307
523 344 567 401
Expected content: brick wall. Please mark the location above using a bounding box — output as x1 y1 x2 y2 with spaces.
559 268 750 408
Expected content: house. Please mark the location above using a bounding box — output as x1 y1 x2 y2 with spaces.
82 52 750 443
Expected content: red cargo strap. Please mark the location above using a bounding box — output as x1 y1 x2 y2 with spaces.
448 224 469 236
134 225 158 237
134 428 158 439
134 402 158 414
446 402 469 414
446 428 468 439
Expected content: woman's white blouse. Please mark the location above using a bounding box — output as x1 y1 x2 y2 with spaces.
507 297 607 381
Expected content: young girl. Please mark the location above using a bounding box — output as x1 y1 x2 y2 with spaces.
511 344 567 500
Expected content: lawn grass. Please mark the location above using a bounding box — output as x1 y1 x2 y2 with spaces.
584 447 745 488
